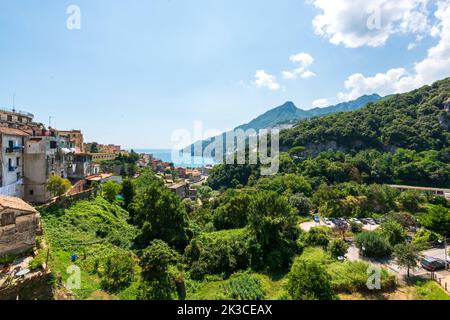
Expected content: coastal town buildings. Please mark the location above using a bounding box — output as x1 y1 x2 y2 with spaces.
58 130 84 153
0 127 28 198
89 152 117 162
0 108 34 125
23 128 75 204
67 153 93 180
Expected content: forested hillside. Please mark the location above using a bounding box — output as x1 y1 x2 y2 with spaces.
208 78 450 189
281 78 450 154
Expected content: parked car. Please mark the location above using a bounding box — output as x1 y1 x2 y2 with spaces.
323 217 331 225
366 218 376 225
420 256 446 271
313 215 320 223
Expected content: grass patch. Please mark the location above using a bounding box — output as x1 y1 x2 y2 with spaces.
414 280 450 300
39 197 140 300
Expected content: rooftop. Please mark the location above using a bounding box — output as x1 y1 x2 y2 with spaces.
0 127 30 137
0 107 34 118
0 195 37 213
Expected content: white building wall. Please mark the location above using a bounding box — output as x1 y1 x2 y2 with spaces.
1 134 24 198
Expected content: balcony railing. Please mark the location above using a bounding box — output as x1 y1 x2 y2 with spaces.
5 146 21 153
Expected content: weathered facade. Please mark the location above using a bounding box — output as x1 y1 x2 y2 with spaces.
67 153 93 180
0 195 40 256
0 127 29 198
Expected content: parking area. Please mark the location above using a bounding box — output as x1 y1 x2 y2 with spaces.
299 217 380 232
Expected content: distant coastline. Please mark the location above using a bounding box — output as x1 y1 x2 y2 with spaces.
132 149 215 168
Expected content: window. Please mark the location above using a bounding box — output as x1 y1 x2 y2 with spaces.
29 189 34 195
8 158 12 168
1 212 15 226
16 157 20 167
8 140 13 148
17 172 20 181
7 115 12 122
50 141 57 149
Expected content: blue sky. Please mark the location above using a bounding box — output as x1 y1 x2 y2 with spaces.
1 0 449 148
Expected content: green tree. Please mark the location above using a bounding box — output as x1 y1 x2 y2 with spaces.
289 193 312 216
100 252 135 292
356 232 392 259
287 259 336 300
90 142 99 153
248 191 300 270
398 190 424 213
138 240 182 300
329 239 349 258
133 181 190 250
213 192 251 230
379 220 407 246
420 205 450 237
302 226 331 248
102 181 121 203
46 175 72 197
393 243 421 278
121 178 135 209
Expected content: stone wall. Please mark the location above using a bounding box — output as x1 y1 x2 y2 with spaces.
0 211 37 256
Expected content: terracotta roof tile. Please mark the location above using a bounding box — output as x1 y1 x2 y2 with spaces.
0 127 30 137
0 195 37 213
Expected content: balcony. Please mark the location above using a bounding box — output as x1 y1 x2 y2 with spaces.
8 166 17 172
5 146 21 153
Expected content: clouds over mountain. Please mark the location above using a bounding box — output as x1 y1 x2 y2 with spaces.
311 0 450 100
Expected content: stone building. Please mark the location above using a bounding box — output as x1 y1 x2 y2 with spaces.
0 195 40 256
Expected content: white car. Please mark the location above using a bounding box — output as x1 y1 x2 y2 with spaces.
323 217 331 225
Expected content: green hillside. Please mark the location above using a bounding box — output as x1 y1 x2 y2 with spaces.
281 78 450 154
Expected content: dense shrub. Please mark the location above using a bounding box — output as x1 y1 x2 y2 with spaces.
100 252 135 292
248 191 300 270
379 220 408 246
287 259 336 300
328 239 349 258
356 232 392 258
289 193 312 216
299 226 331 248
184 228 253 280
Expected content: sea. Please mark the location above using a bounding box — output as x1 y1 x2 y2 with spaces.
132 149 216 168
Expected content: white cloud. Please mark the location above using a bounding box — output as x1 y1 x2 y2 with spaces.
283 52 316 80
252 70 280 91
300 70 317 79
289 52 314 66
312 98 329 108
311 0 431 48
337 68 407 100
337 1 450 100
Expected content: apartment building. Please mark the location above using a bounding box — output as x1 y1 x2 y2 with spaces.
0 127 28 198
67 153 93 180
0 108 34 125
59 130 84 153
89 152 117 162
23 129 75 203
